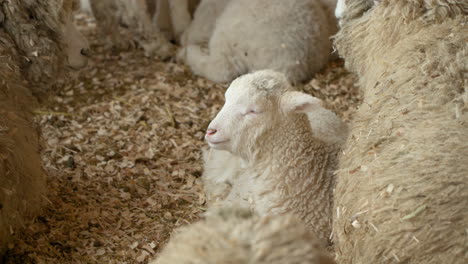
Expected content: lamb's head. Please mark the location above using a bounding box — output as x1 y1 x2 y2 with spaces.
205 70 322 159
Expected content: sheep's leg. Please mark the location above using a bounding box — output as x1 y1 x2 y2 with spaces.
202 148 242 204
133 0 175 58
155 0 173 40
168 0 192 41
178 45 238 83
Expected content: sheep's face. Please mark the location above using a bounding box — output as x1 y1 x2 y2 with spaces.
62 0 90 69
205 70 321 159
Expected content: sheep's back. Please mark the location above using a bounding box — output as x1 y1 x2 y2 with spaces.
333 6 468 264
209 0 334 83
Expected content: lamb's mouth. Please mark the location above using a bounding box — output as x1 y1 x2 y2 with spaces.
208 140 230 146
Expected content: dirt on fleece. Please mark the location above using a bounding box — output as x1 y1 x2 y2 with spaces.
2 13 361 264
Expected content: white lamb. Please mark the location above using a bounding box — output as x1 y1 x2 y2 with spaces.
151 206 335 264
90 0 174 58
153 0 200 43
202 70 348 243
177 0 337 84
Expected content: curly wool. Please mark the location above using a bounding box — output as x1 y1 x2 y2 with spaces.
333 1 468 263
151 206 335 264
0 0 78 251
0 33 45 252
0 0 76 92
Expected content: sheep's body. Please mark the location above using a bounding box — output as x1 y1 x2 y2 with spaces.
151 206 335 264
204 132 342 243
180 0 231 46
90 0 174 58
333 1 468 263
203 107 348 205
178 0 336 84
0 0 87 251
203 70 347 243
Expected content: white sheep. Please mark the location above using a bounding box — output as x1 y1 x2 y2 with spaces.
202 70 348 243
179 0 231 46
177 0 337 84
153 0 200 43
90 0 174 58
150 206 336 264
332 0 467 263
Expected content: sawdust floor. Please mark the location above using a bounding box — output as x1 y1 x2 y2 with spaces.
3 13 361 264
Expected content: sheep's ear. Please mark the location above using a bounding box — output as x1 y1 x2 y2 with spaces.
281 91 322 113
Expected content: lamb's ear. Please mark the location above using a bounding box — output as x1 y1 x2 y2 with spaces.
280 91 322 113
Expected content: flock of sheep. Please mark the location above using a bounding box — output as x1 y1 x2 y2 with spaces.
0 0 466 263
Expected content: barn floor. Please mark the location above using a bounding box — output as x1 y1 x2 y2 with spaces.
3 13 360 264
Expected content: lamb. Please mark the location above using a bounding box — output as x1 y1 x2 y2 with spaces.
0 0 89 251
177 0 337 84
150 206 336 264
332 1 468 263
153 0 200 43
202 70 348 243
89 0 174 58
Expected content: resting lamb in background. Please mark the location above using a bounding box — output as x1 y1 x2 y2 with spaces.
151 206 335 264
203 70 348 243
0 0 89 251
90 0 174 58
153 0 200 43
177 0 337 84
332 0 467 263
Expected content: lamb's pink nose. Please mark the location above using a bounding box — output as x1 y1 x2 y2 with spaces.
206 128 217 136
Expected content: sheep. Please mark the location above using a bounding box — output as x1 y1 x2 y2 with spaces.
89 0 174 58
202 70 348 243
332 1 468 263
177 0 337 84
150 206 336 264
0 0 89 251
179 0 231 46
2 0 90 92
153 0 200 43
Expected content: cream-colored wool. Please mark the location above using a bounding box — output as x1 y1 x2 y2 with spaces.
151 206 336 264
0 0 86 251
90 0 174 58
152 0 200 43
203 71 347 243
178 0 337 84
80 0 92 14
179 0 231 46
1 0 89 93
333 1 468 263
